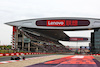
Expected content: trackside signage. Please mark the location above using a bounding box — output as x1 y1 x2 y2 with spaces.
70 37 88 41
36 20 90 27
70 38 78 41
47 20 65 26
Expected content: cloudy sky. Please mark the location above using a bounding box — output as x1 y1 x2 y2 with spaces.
0 0 100 46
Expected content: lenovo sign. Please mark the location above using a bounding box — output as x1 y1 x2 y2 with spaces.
70 38 78 41
47 20 65 26
36 20 90 27
70 38 84 41
70 37 88 41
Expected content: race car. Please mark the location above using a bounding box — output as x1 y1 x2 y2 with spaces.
11 55 25 60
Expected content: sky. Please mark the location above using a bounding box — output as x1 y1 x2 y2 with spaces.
0 0 100 46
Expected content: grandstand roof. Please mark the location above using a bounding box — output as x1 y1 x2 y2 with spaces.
22 28 69 41
5 17 100 41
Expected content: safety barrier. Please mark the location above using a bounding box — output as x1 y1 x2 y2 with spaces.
90 54 100 56
0 52 55 57
75 54 100 56
0 52 72 57
0 53 3 57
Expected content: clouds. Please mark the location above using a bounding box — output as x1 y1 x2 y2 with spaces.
59 41 90 47
0 0 100 45
0 0 100 21
1 0 100 19
64 30 94 37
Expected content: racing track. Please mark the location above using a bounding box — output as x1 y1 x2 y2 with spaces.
27 55 100 67
0 53 74 61
0 54 51 61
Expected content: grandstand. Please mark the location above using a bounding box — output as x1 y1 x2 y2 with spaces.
10 26 70 53
5 17 100 54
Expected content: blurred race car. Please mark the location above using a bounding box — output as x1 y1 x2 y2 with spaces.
11 55 25 60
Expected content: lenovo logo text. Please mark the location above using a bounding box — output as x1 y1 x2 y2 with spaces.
47 20 65 26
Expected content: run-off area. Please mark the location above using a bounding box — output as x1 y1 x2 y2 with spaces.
27 55 100 67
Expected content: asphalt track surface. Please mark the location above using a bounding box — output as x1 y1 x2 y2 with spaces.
27 55 100 67
0 53 74 62
0 54 51 61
